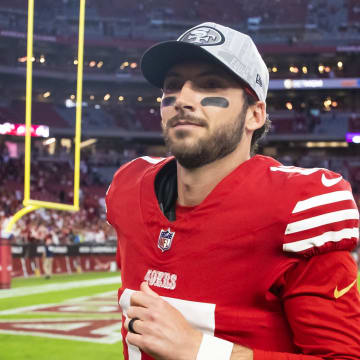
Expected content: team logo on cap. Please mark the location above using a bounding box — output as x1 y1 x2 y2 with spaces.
158 228 175 252
179 26 225 46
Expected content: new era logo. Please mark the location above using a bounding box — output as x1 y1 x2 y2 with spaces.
256 74 263 87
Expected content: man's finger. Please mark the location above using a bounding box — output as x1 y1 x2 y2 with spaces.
130 290 157 307
130 282 160 307
140 281 159 297
124 317 143 334
127 305 149 320
126 331 143 347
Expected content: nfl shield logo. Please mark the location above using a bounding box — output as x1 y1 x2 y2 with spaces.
158 228 175 252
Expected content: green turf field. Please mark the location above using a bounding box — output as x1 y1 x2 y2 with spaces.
0 272 124 360
0 272 359 360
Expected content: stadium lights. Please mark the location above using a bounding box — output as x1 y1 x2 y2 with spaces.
346 133 360 143
43 91 51 98
302 66 308 74
39 55 46 63
74 59 78 65
323 98 335 111
97 61 103 68
130 62 137 69
89 60 96 67
156 97 162 103
43 138 56 145
118 96 125 101
318 64 324 73
65 99 88 108
289 66 299 73
137 96 143 102
306 141 348 148
324 99 332 107
272 66 278 72
120 61 129 70
337 61 343 69
104 93 111 101
61 138 71 149
65 99 75 108
285 102 293 110
17 56 35 63
70 94 76 100
90 95 95 100
80 138 97 149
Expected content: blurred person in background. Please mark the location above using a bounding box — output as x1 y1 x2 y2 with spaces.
43 235 54 279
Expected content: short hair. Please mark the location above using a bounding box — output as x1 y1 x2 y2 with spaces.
243 90 271 155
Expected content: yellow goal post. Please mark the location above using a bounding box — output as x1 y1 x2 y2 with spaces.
6 0 86 233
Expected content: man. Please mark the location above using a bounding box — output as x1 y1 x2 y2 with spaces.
106 23 360 360
43 235 53 279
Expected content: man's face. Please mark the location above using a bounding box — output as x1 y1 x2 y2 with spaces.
161 61 249 169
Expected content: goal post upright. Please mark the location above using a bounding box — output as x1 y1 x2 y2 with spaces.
6 0 86 234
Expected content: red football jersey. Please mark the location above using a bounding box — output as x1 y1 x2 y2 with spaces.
106 155 360 360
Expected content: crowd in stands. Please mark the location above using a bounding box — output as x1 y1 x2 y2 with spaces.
1 139 359 247
0 141 131 245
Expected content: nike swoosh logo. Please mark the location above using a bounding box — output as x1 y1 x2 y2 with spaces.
334 279 357 299
321 174 342 187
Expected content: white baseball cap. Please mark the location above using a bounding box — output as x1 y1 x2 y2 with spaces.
141 22 269 102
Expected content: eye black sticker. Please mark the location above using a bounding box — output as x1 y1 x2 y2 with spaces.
201 97 229 108
161 97 176 107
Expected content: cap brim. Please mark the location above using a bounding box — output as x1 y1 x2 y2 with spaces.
141 41 222 89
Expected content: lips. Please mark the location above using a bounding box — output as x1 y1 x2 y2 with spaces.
172 121 202 128
167 113 207 129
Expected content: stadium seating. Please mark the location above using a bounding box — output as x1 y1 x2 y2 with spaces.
11 101 70 128
349 114 360 131
135 108 161 132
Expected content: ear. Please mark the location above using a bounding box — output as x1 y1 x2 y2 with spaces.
245 101 266 132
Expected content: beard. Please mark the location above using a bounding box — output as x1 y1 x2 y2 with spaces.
163 108 246 169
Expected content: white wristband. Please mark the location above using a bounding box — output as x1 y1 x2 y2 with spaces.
196 334 234 360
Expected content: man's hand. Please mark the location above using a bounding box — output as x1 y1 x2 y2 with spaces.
124 281 203 360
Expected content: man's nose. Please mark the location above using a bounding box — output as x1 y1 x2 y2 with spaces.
174 81 196 112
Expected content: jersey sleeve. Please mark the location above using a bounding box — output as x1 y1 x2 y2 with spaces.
105 156 164 226
282 169 359 257
105 156 166 271
253 251 360 360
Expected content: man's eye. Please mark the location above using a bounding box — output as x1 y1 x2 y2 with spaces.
163 80 182 91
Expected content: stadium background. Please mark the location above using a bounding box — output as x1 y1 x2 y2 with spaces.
0 0 359 359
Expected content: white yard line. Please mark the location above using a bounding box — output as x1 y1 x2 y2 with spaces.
0 276 121 299
0 290 118 315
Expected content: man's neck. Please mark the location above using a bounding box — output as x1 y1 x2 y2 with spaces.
176 147 251 207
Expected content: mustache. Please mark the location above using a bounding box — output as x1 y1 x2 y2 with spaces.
166 112 207 129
